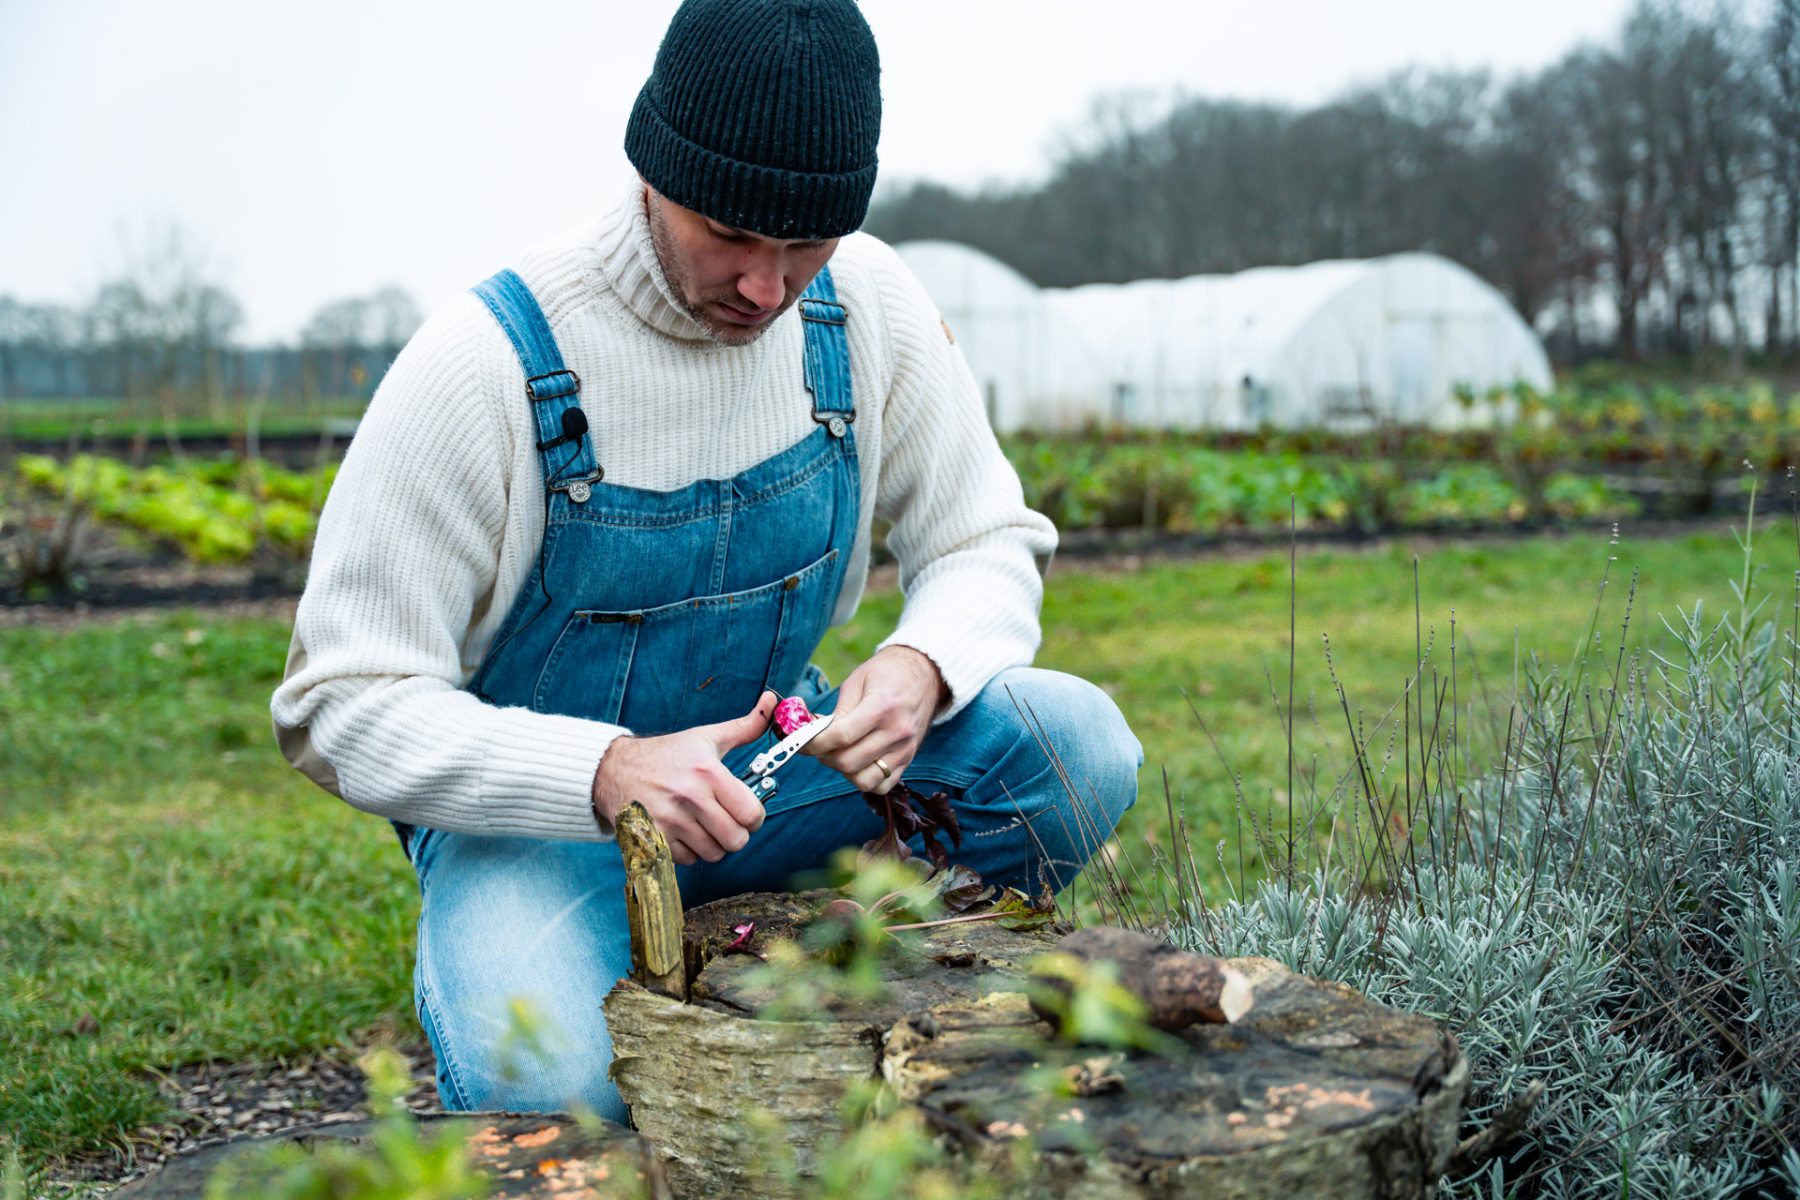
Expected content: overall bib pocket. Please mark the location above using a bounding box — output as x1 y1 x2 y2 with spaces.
532 547 840 732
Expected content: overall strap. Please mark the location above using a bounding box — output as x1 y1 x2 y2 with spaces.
799 267 854 437
470 269 602 498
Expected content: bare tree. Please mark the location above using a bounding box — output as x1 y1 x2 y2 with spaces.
364 286 421 360
864 0 1786 363
79 222 244 459
300 285 421 398
0 296 25 401
1767 0 1800 352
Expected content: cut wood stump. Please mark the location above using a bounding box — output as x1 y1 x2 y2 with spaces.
604 887 1467 1200
110 1113 670 1198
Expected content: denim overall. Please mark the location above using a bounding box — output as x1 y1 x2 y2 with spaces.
460 267 858 738
400 265 1142 1122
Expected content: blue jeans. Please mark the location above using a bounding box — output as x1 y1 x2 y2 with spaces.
404 665 1139 1121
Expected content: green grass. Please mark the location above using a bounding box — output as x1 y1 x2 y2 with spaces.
4 521 1799 1174
820 521 1800 893
0 620 414 1169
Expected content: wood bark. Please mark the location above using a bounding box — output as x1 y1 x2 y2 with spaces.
605 891 1467 1200
615 801 686 998
1028 925 1255 1030
895 957 1467 1200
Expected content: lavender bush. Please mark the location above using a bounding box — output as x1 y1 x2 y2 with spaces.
1169 529 1800 1197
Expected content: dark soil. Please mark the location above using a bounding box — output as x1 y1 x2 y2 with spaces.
0 518 302 627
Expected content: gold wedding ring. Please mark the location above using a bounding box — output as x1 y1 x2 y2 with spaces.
875 758 892 780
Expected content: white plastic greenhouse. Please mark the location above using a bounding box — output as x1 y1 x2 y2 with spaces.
895 241 1554 433
889 241 1104 432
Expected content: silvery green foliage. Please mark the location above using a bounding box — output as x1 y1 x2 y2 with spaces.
1177 601 1800 1198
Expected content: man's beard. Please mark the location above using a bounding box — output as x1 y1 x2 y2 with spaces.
646 192 799 346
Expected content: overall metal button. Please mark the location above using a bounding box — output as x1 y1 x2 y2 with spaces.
568 480 591 503
826 416 847 438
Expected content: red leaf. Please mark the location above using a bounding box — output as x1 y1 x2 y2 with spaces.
914 788 963 849
861 824 914 863
858 783 967 868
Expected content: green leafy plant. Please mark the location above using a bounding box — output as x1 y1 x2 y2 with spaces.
13 453 336 567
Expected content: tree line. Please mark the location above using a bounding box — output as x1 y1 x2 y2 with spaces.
866 0 1799 365
0 226 420 406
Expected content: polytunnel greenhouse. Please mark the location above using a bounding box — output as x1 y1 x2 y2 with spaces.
895 241 1554 433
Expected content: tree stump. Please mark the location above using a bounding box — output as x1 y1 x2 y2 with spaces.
110 1113 670 1199
604 890 1467 1200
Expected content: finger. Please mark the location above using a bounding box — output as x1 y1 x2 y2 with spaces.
671 817 730 864
705 689 781 754
846 744 913 795
707 763 766 832
846 766 896 791
808 701 894 763
822 727 912 778
805 675 871 756
689 793 752 855
669 842 698 867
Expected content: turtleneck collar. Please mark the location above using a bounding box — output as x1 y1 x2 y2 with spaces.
594 185 714 343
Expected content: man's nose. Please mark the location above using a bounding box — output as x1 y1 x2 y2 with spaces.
736 258 787 312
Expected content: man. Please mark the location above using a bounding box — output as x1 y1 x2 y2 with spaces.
272 0 1139 1122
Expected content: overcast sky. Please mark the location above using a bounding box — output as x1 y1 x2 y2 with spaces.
1 0 1644 342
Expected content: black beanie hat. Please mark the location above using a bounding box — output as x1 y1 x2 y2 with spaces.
625 0 881 240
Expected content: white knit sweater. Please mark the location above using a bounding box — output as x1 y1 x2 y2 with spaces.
271 187 1057 842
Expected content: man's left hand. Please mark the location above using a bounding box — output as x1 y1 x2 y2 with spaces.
804 646 947 794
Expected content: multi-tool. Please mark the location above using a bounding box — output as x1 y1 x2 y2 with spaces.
743 711 834 801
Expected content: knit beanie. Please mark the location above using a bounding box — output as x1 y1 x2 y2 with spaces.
625 0 881 240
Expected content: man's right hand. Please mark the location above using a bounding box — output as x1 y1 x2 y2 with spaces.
591 690 777 865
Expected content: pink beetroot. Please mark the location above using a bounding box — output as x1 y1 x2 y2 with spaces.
773 696 815 736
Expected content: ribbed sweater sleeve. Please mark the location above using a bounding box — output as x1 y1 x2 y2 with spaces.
861 243 1059 720
271 296 622 840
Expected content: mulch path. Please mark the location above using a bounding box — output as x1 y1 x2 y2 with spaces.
43 1041 446 1197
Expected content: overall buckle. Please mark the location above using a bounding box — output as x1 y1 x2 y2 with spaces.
799 298 846 326
813 409 855 438
526 370 581 402
550 470 603 504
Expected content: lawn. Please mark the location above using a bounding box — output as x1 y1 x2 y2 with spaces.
4 517 1797 1174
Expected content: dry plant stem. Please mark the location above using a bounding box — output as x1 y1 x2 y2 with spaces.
1563 569 1639 886
1009 688 1135 927
999 780 1069 917
1287 494 1297 892
1178 687 1254 900
880 911 1016 933
1161 768 1195 929
1443 1080 1546 1177
1790 479 1800 751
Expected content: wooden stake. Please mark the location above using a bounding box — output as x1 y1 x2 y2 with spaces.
616 802 686 999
